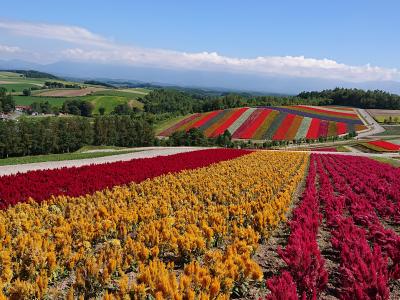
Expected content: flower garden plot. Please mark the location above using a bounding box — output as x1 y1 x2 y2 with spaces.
366 140 400 152
159 106 366 141
210 107 249 137
0 151 308 299
265 106 363 124
0 149 250 208
264 154 400 299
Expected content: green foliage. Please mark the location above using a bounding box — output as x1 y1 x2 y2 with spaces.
83 80 115 88
0 116 154 158
29 101 54 114
0 87 15 113
93 115 154 147
298 88 400 109
143 89 331 116
1 69 60 79
168 128 233 147
142 89 201 115
62 99 94 117
112 103 134 115
22 88 31 96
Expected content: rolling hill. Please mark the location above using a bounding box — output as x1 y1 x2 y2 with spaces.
158 105 367 141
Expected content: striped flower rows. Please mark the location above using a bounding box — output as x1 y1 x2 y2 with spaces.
159 106 365 140
362 140 400 152
0 150 308 299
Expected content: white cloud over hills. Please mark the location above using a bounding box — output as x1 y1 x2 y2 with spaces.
0 19 399 83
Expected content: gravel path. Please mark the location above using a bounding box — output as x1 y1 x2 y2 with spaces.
0 147 207 176
356 108 385 137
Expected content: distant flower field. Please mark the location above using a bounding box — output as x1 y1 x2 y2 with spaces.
158 105 367 140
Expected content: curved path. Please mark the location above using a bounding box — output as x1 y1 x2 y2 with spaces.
356 108 385 137
0 147 208 176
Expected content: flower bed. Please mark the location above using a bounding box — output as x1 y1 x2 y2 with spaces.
0 149 250 208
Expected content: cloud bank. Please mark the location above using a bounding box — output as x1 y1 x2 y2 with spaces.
0 20 399 83
0 44 21 53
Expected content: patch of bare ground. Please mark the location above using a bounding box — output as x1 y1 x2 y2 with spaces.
35 87 106 97
317 216 340 299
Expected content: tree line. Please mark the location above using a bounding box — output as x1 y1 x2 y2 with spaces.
0 116 154 158
0 88 15 113
297 88 400 109
142 88 400 117
141 89 332 116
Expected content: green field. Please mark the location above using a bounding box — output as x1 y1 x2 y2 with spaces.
0 71 24 79
2 71 150 114
82 95 143 114
372 125 400 136
13 95 66 107
371 157 400 167
0 83 42 93
374 115 400 124
0 148 141 166
92 89 149 98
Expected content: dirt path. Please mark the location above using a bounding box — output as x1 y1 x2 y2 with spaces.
356 108 385 137
0 147 208 176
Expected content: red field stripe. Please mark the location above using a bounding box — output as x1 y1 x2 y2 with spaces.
210 107 249 137
189 110 221 129
318 120 329 137
368 140 400 151
0 149 251 209
158 114 200 136
240 109 272 139
336 122 347 135
295 105 358 118
232 109 263 139
272 114 296 140
306 118 321 139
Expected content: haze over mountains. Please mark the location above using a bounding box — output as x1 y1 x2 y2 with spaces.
1 59 399 95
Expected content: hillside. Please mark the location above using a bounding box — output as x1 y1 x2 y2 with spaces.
159 105 367 141
0 71 149 114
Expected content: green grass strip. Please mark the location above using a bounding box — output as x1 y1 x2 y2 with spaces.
0 150 140 166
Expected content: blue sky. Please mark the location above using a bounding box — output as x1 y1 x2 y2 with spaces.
0 0 399 84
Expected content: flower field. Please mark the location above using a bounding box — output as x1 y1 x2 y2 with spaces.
0 150 308 299
158 106 367 140
266 154 400 299
1 149 399 299
361 140 400 152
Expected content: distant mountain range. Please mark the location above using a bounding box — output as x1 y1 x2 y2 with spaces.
1 59 399 95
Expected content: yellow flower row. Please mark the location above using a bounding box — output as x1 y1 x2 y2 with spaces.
0 151 308 299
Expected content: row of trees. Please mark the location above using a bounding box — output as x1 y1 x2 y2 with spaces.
167 128 234 147
62 99 94 117
297 88 400 109
44 81 80 89
0 116 154 158
142 88 400 117
0 88 15 113
141 89 333 116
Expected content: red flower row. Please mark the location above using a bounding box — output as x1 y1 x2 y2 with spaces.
266 153 400 299
368 140 400 151
0 149 250 209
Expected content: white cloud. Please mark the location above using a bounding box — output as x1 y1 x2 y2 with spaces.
0 20 109 47
1 20 400 83
0 44 21 53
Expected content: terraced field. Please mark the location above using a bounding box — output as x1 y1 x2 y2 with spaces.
159 105 367 141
